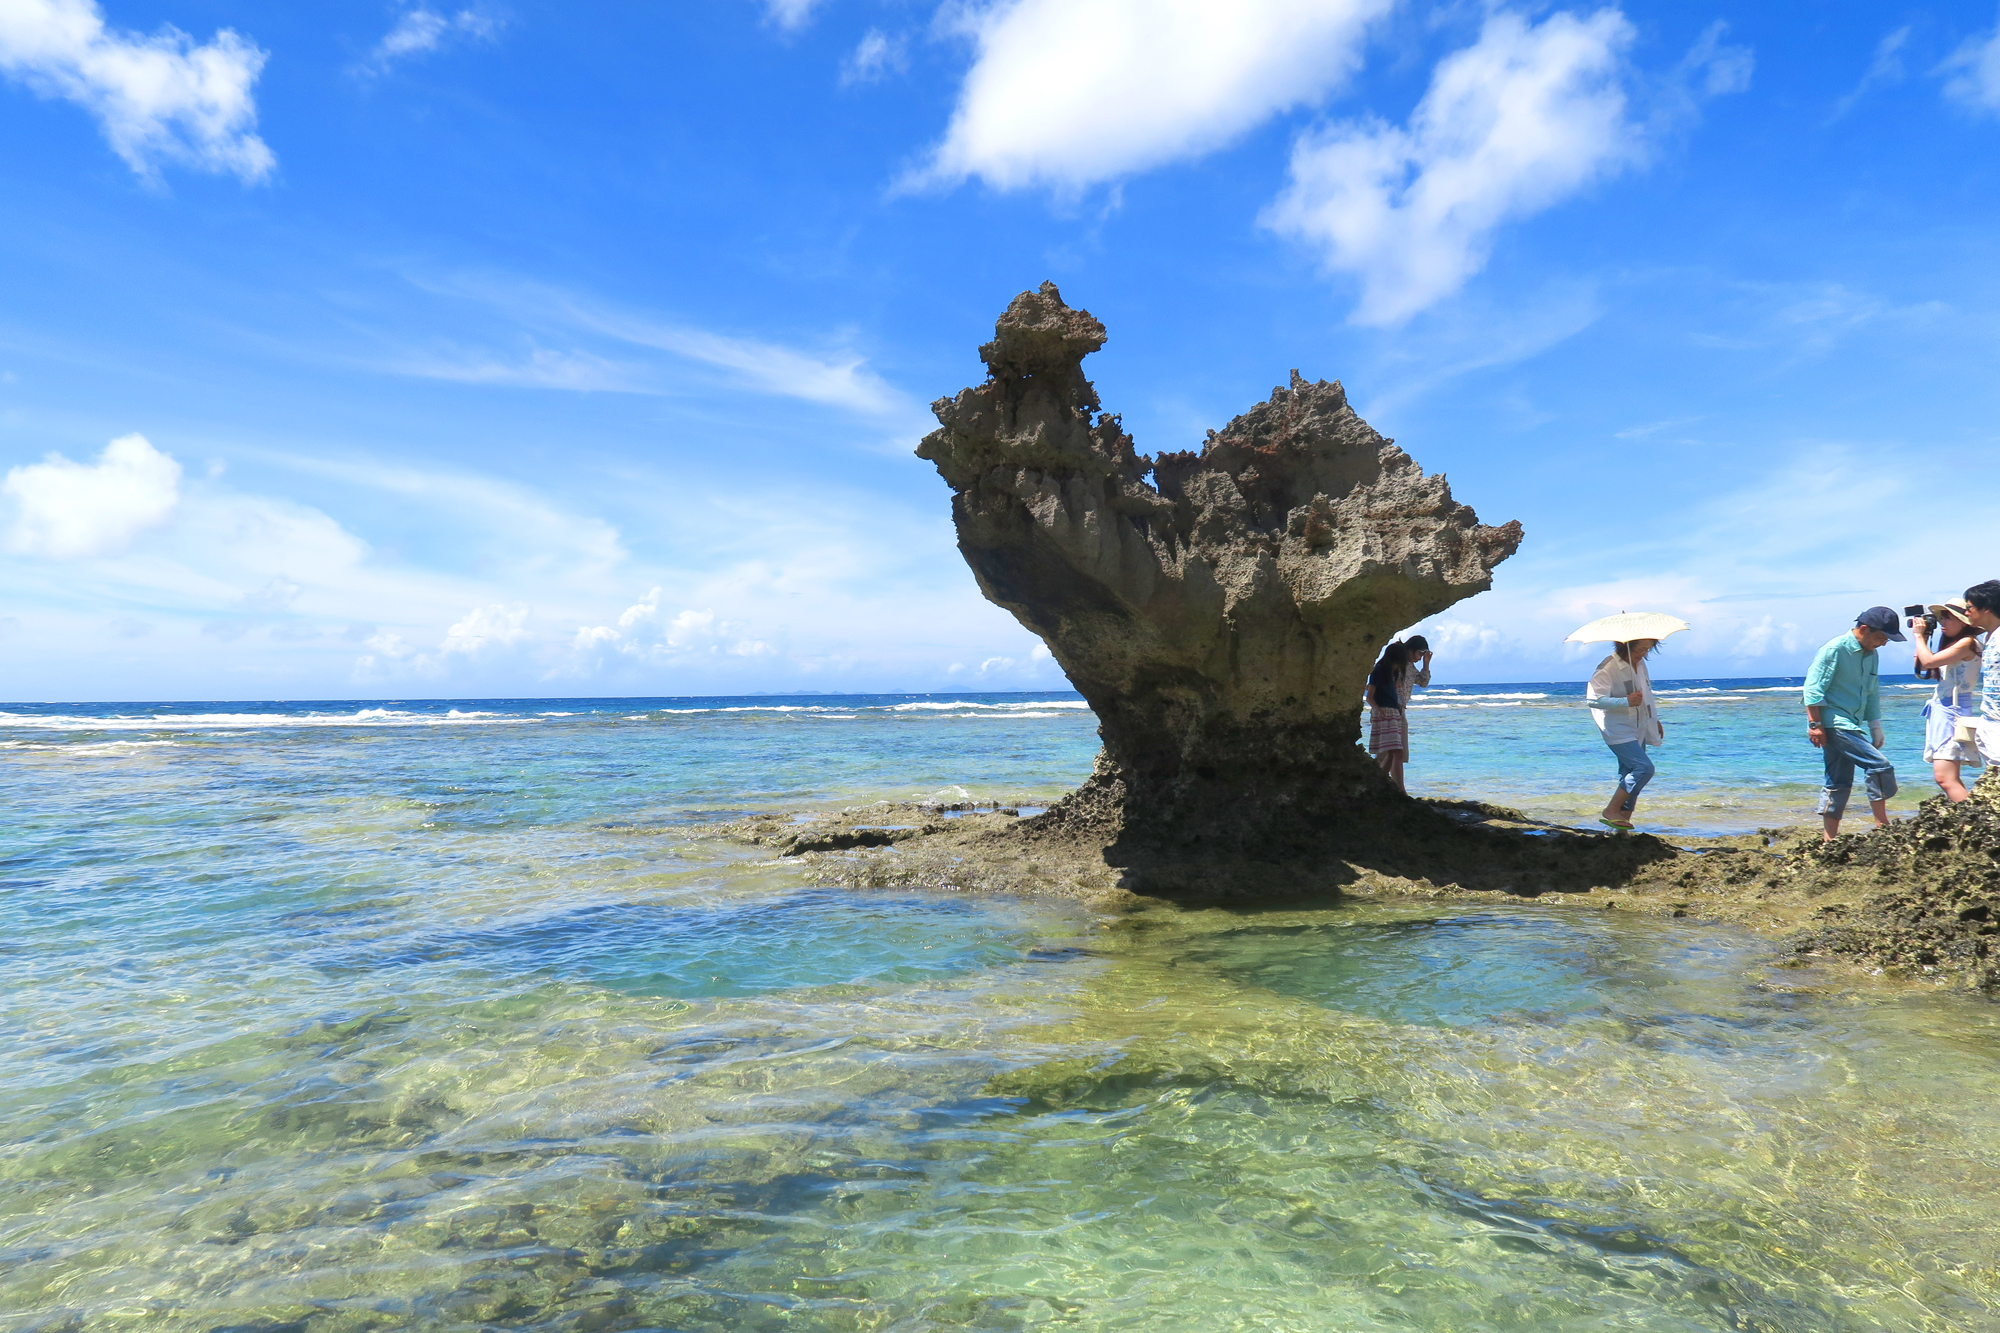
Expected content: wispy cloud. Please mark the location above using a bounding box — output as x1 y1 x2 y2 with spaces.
250 449 628 573
386 273 923 423
1354 279 1603 418
841 28 906 86
387 344 645 393
763 0 828 34
1830 25 1910 122
360 5 501 75
0 0 273 182
1688 279 1946 362
1941 12 2000 114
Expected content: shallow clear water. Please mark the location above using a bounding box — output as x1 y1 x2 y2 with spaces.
4 692 1997 1332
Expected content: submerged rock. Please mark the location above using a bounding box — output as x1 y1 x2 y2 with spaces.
917 283 1521 871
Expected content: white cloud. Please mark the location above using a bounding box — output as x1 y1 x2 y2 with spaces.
841 28 906 86
570 588 774 666
1265 9 1639 327
0 0 273 181
764 0 826 33
3 433 182 558
919 0 1390 191
242 575 302 612
1942 15 2000 114
365 629 410 657
1420 617 1505 660
442 603 529 655
363 6 500 74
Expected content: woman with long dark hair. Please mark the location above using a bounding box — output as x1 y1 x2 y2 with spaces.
1912 597 1983 801
1586 637 1664 830
1367 641 1412 791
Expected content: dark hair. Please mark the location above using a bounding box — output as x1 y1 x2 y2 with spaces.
1403 635 1429 653
1967 580 2000 615
1612 639 1664 664
1369 641 1410 709
1936 612 1978 648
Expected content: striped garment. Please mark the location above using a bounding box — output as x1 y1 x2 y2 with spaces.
1369 704 1407 755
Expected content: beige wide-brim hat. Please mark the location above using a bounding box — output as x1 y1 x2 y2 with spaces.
1928 597 1974 621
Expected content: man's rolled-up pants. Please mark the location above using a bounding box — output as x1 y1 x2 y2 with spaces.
1817 725 1897 817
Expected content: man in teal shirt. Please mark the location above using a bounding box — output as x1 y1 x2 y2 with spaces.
1803 606 1903 840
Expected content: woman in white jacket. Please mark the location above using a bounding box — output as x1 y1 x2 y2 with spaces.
1586 638 1664 830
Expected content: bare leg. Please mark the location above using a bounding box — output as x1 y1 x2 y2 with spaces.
1382 749 1406 792
1601 784 1634 822
1869 797 1890 828
1821 813 1841 841
1934 759 1970 802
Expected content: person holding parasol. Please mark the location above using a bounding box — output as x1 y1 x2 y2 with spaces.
1567 612 1690 832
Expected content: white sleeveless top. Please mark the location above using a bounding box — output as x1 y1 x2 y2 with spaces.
1935 651 1981 714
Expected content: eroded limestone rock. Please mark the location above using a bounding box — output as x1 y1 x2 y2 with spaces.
917 283 1522 865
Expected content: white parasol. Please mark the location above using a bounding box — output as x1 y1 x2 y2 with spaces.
1564 611 1690 645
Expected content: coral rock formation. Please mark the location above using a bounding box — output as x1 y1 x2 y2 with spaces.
1785 773 2000 988
917 283 1522 870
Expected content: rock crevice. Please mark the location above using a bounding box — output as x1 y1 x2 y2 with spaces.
918 283 1522 867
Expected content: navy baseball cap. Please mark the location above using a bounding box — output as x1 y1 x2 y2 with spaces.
1855 606 1907 641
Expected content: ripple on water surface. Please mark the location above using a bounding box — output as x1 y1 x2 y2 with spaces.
340 888 1051 997
6 699 2000 1332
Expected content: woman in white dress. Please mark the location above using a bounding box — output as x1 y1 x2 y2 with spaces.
1912 597 1983 802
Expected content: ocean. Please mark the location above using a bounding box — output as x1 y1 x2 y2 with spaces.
4 680 1996 1332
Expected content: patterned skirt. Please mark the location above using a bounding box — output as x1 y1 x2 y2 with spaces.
1369 704 1407 755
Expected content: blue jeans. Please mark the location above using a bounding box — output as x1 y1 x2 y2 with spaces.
1607 739 1654 811
1818 727 1897 817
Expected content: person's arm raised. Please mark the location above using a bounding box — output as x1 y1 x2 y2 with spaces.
1928 635 1981 667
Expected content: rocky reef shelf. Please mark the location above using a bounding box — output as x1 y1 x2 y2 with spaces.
713 773 2000 994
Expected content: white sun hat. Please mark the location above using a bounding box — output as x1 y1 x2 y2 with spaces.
1564 611 1691 644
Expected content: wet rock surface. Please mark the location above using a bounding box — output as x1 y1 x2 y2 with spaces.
916 282 1521 879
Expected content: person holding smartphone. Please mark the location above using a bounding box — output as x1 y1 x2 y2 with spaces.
1399 634 1433 717
1910 598 1983 802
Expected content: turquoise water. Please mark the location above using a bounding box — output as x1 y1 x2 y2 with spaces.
1406 674 1945 831
4 687 1997 1332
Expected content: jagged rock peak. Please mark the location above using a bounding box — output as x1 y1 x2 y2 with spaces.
978 280 1107 380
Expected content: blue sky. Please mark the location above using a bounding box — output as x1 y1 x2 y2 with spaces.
2 0 1998 700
